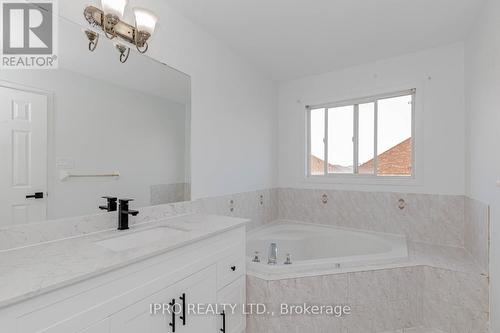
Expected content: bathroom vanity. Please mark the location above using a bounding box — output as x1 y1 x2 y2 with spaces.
0 214 247 333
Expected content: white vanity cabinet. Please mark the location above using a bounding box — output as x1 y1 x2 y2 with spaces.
109 265 217 333
0 226 246 333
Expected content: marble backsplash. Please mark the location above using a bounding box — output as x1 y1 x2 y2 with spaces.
0 189 277 251
150 183 191 205
0 201 196 251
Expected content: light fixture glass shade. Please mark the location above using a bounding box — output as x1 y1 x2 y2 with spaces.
101 0 128 18
133 7 158 35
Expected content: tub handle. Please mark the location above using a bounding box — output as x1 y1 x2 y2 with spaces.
321 194 328 204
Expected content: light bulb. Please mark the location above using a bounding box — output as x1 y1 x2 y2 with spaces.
101 0 128 19
133 7 158 35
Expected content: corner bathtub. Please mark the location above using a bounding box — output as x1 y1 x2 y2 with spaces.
246 221 408 279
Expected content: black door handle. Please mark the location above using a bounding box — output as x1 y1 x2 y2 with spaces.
220 310 226 333
169 298 176 332
179 293 186 326
26 192 43 199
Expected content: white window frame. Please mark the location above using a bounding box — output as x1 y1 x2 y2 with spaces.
306 89 416 181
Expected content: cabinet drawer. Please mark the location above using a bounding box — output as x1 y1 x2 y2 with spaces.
216 247 245 289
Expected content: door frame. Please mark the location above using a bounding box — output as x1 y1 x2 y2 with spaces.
0 79 54 223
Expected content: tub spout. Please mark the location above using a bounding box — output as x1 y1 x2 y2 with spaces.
268 243 278 265
284 253 292 265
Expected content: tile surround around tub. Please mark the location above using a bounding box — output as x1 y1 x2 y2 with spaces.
247 265 489 333
246 267 423 333
422 266 489 333
277 188 465 248
464 196 490 274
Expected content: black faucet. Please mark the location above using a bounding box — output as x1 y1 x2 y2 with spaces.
118 199 139 230
99 196 117 212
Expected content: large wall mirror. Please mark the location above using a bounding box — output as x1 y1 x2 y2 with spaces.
0 12 191 227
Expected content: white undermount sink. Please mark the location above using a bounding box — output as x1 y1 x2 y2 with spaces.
95 226 188 252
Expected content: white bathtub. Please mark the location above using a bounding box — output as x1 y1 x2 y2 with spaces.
246 221 408 279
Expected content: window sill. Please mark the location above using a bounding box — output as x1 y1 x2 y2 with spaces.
304 174 421 187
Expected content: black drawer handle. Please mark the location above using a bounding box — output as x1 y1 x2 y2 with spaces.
220 310 226 333
26 192 43 199
169 298 176 332
179 293 186 326
230 265 236 271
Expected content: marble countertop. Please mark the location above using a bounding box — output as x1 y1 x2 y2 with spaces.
0 214 248 308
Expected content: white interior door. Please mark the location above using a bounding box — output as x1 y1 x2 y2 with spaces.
0 85 47 226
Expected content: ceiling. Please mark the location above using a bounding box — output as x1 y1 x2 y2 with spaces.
165 0 484 81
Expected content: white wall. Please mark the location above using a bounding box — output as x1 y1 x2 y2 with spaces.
278 43 466 195
465 0 500 329
59 0 278 200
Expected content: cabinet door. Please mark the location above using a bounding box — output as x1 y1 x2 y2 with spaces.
174 265 217 333
217 276 246 333
109 287 172 333
109 265 217 333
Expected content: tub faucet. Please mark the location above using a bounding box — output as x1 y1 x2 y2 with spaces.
268 243 278 265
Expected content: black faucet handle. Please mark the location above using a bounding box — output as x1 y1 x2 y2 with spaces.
100 196 118 212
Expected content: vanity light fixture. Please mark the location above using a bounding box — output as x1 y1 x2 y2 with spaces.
83 0 158 63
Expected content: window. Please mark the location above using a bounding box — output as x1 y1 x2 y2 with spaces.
307 89 415 178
